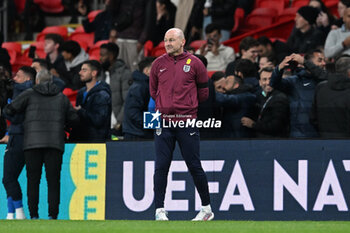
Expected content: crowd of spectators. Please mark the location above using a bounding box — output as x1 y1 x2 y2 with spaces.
2 0 350 141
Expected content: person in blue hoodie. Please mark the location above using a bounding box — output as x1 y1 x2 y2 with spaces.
123 57 155 140
70 60 112 142
2 66 35 219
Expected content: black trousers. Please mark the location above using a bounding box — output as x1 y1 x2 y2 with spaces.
24 148 63 219
2 135 25 201
154 127 211 209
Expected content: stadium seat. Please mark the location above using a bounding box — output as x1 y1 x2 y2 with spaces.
151 41 166 57
277 7 298 22
6 49 17 65
88 40 109 61
207 70 219 78
256 0 286 14
244 8 278 30
70 31 95 49
23 41 46 59
12 57 33 74
63 88 78 106
2 42 22 56
88 10 103 22
291 0 309 8
190 40 206 51
36 26 68 41
14 0 26 14
143 40 154 57
33 0 64 14
325 0 339 17
231 8 245 35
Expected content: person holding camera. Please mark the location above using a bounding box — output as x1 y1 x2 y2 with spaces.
196 23 235 71
269 50 326 138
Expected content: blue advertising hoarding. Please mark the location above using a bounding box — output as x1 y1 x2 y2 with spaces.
0 140 350 220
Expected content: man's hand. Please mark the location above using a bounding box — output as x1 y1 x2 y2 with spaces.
209 42 219 56
278 55 293 70
0 135 9 144
290 53 304 65
50 68 59 77
199 43 208 56
241 117 255 128
74 105 81 111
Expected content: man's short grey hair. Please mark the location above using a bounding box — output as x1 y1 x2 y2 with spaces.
36 69 53 84
166 28 185 39
335 56 350 76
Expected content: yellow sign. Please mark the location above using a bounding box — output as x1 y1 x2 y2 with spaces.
69 144 106 220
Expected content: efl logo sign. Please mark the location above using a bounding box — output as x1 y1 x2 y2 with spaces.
143 110 161 129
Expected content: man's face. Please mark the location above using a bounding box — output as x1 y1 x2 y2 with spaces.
259 71 273 94
213 77 226 93
295 13 309 30
99 48 111 68
31 62 42 72
61 51 72 61
206 29 221 46
13 70 30 84
164 29 185 56
241 46 259 62
339 1 347 18
79 64 94 83
109 29 117 43
343 8 350 30
44 39 57 54
257 44 268 57
310 52 326 69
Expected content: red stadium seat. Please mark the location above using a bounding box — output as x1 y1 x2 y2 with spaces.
70 32 94 49
33 0 64 14
143 40 154 57
244 8 278 30
151 41 166 57
63 88 78 106
74 25 86 33
88 10 103 22
12 57 33 74
14 0 26 14
207 71 219 78
190 40 207 51
277 7 298 22
2 42 22 55
6 49 17 65
36 26 68 41
23 41 46 59
291 0 309 8
325 0 339 17
256 0 286 14
231 8 245 35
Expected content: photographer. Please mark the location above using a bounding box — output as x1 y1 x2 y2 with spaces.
270 51 326 138
196 23 235 71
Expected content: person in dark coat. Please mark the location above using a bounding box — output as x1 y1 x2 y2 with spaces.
310 56 350 138
123 57 155 139
270 50 326 138
241 67 290 138
81 1 113 43
2 66 34 220
215 75 256 138
3 69 79 219
70 60 112 142
287 6 325 53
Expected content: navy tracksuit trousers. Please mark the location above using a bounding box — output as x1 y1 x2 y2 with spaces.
154 127 210 209
2 135 25 201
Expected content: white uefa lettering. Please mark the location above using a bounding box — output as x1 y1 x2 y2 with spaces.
313 160 348 211
219 161 255 211
342 160 350 171
164 161 189 211
195 160 225 210
273 160 308 211
122 161 154 212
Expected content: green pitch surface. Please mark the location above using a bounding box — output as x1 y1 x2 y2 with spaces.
1 220 350 233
